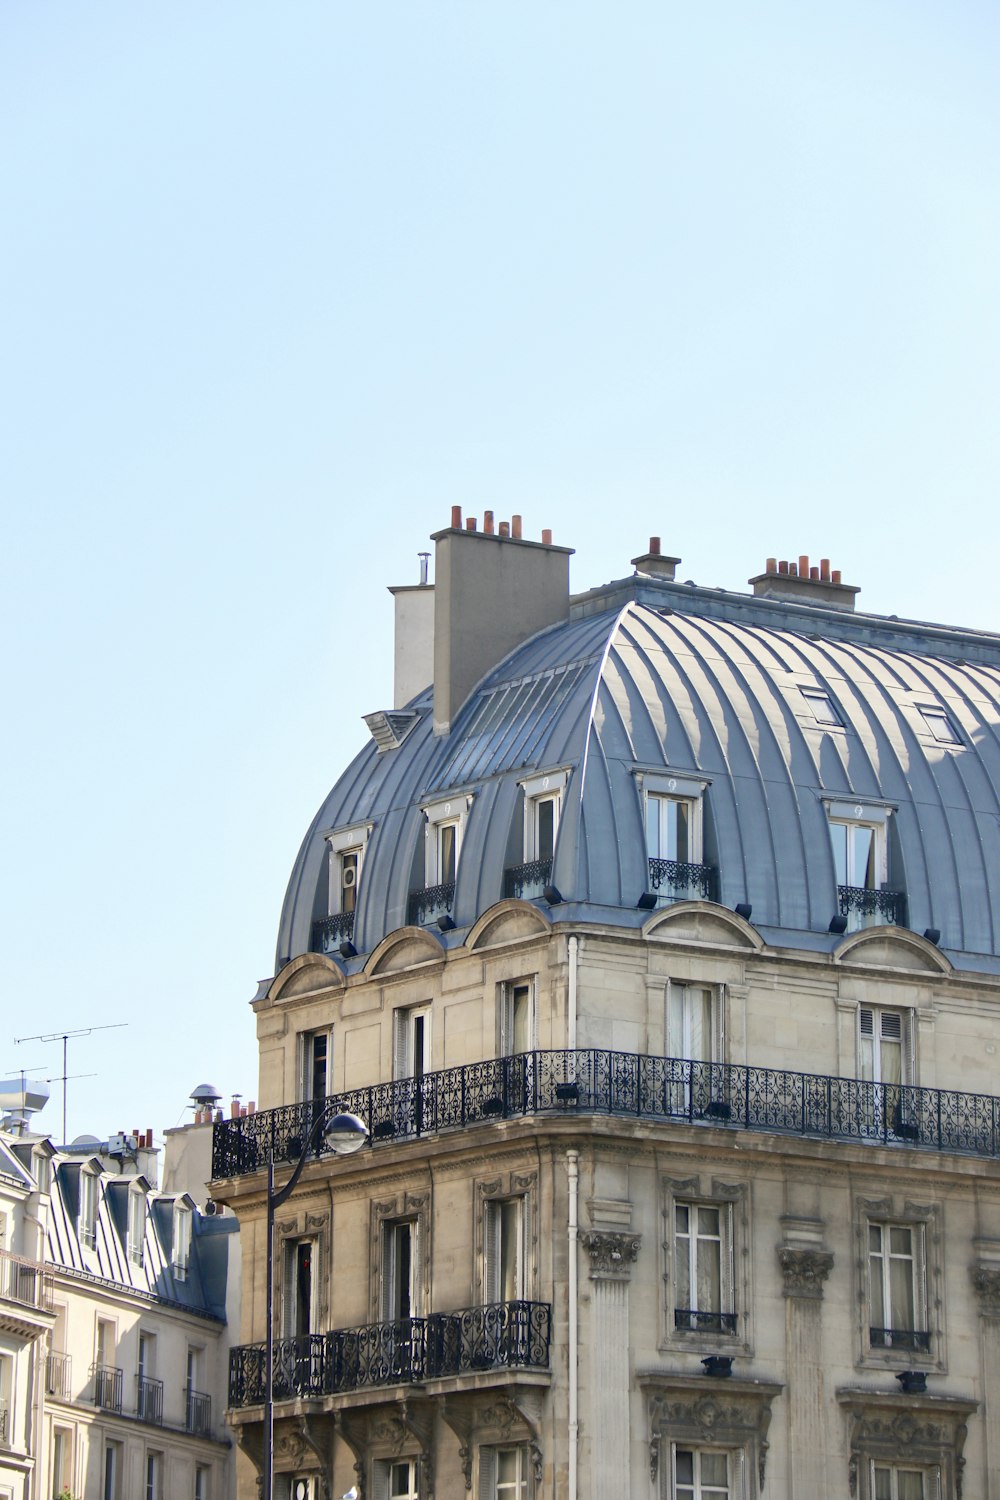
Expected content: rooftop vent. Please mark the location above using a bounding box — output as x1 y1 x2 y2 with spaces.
748 556 859 612
363 709 421 753
631 536 681 581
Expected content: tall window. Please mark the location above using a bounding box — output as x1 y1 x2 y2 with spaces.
194 1467 210 1500
485 1198 525 1303
479 1447 530 1500
859 1007 912 1087
831 817 881 889
300 1029 331 1105
145 1452 162 1500
674 1203 734 1334
382 1220 419 1320
393 1006 431 1080
283 1239 316 1338
52 1426 74 1496
0 1353 12 1447
173 1203 192 1281
79 1169 99 1249
827 801 901 929
128 1189 146 1267
647 794 695 864
373 1459 419 1500
499 980 535 1056
103 1441 122 1500
673 1448 732 1499
421 796 471 886
868 1222 927 1352
96 1317 115 1370
640 771 709 900
325 824 370 919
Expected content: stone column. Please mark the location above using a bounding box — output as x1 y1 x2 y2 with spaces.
580 1230 640 1500
778 1219 833 1500
971 1256 1000 1495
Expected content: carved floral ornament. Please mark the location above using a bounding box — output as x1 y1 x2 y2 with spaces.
837 1389 977 1500
970 1262 1000 1316
777 1244 834 1299
641 1375 782 1491
580 1229 641 1279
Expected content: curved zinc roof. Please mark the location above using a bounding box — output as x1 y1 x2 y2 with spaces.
277 587 1000 972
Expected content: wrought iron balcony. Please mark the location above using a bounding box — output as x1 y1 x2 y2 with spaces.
137 1374 163 1425
213 1048 1000 1182
228 1299 551 1409
0 1248 51 1310
185 1386 212 1436
93 1363 123 1413
45 1350 71 1399
408 882 456 926
674 1309 738 1335
503 858 552 899
870 1327 931 1352
311 911 356 954
648 857 716 901
838 884 906 928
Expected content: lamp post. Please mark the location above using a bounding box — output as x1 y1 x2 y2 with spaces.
263 1107 369 1500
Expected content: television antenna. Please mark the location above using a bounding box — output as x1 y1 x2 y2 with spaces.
14 1024 127 1144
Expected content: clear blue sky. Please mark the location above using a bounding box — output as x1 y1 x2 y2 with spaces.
3 3 999 1147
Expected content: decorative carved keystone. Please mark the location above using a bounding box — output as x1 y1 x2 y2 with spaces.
970 1263 1000 1316
777 1245 834 1299
580 1230 641 1279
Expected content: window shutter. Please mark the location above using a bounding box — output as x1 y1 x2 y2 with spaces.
394 1010 411 1081
881 1010 902 1042
733 1445 747 1499
530 980 539 1052
484 1201 501 1304
411 1217 423 1316
499 988 512 1057
478 1446 497 1500
667 983 683 1057
925 1466 942 1500
860 1008 874 1037
371 1461 390 1500
914 1224 929 1333
904 1009 917 1086
713 986 725 1063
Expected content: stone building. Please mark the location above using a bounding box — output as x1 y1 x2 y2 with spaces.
212 515 1000 1500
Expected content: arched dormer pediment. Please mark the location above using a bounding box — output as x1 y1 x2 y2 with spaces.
834 926 952 975
466 900 552 952
366 926 446 977
269 953 346 1004
641 901 764 953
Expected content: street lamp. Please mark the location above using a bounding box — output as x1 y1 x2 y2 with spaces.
263 1107 369 1500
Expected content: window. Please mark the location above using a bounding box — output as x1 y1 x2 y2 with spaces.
145 1452 162 1500
918 707 960 745
194 1469 210 1500
137 1332 160 1423
128 1188 146 1266
802 688 842 726
640 772 710 901
859 1007 912 1087
300 1028 331 1106
872 1467 928 1500
827 800 902 929
485 1198 525 1303
868 1222 928 1353
325 824 370 917
382 1220 419 1320
373 1459 419 1500
283 1238 317 1337
647 793 696 864
831 815 882 890
103 1441 122 1500
673 1447 734 1499
0 1354 11 1448
173 1202 192 1280
673 1203 735 1335
33 1150 51 1194
96 1317 115 1368
393 1005 431 1081
666 984 723 1114
479 1446 530 1499
499 980 536 1056
411 796 473 922
52 1426 74 1497
79 1168 99 1249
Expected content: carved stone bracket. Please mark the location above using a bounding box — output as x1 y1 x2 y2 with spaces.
641 1373 782 1491
777 1245 834 1299
440 1383 545 1490
971 1262 1000 1317
580 1230 641 1280
837 1387 977 1500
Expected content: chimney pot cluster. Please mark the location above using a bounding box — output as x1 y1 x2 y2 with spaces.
768 554 840 581
750 554 858 611
446 507 552 546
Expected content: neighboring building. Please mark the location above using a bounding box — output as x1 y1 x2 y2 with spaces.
213 515 1000 1500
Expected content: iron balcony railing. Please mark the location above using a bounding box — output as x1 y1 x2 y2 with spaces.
212 1048 1000 1181
45 1350 72 1400
648 857 716 901
93 1363 123 1413
407 882 456 926
137 1374 163 1425
185 1386 212 1436
674 1309 738 1335
838 884 907 927
503 858 552 899
870 1327 931 1352
0 1248 51 1310
228 1299 551 1410
311 911 356 954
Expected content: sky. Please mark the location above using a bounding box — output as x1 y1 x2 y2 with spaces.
3 3 1000 1149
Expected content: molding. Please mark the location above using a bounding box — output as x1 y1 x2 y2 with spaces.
640 1373 782 1491
777 1245 834 1299
837 1387 977 1499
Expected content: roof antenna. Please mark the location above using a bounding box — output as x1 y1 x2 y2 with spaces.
15 1022 127 1145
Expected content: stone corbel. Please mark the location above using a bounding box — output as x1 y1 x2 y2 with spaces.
338 1410 369 1500
580 1230 641 1280
970 1262 1000 1317
777 1244 834 1299
441 1398 476 1491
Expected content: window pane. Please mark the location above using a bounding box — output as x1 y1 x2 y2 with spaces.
851 823 875 887
497 1450 517 1482
873 1469 892 1500
439 823 456 884
831 823 848 886
889 1252 915 1330
696 1234 721 1312
536 799 555 861
675 1450 694 1484
674 800 690 862
898 1473 924 1500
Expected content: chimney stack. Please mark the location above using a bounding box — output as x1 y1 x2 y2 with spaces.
631 536 682 581
748 556 859 612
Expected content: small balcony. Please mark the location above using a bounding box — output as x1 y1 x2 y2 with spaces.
137 1374 163 1425
870 1327 931 1352
407 882 456 927
838 884 907 930
647 857 715 902
185 1386 212 1436
674 1309 738 1335
93 1363 123 1413
503 859 552 900
228 1299 552 1410
45 1351 72 1400
311 911 355 955
0 1248 51 1310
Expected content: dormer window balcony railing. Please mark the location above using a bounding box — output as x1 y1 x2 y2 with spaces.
504 858 552 900
185 1386 212 1437
45 1350 71 1399
93 1363 123 1413
311 910 355 954
0 1248 50 1310
407 882 456 927
227 1299 552 1409
648 857 716 902
838 884 907 929
869 1327 931 1352
137 1373 164 1425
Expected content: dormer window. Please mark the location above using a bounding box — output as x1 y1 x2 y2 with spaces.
173 1202 192 1281
827 800 905 930
79 1168 99 1249
639 772 713 903
504 769 569 899
919 705 961 745
313 823 371 953
128 1188 146 1267
409 795 472 925
802 688 842 726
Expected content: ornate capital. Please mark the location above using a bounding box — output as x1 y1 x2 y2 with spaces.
777 1245 834 1299
971 1263 1000 1317
580 1230 640 1279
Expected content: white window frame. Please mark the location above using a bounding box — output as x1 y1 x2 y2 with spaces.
393 1005 431 1081
801 688 843 726
95 1315 116 1369
373 1458 420 1500
671 1444 742 1499
484 1196 527 1304
194 1467 210 1500
381 1217 420 1321
645 789 704 865
282 1236 318 1338
917 706 960 746
499 978 537 1057
867 1220 927 1354
103 1440 123 1500
128 1185 146 1267
870 1461 938 1500
79 1166 99 1249
173 1202 193 1281
479 1445 531 1500
324 822 372 917
858 1006 915 1087
52 1424 74 1496
299 1026 332 1105
421 795 472 887
145 1450 163 1500
519 769 569 863
672 1201 735 1335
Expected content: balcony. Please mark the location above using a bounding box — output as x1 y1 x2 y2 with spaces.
648 857 716 902
0 1248 51 1310
93 1363 123 1413
137 1374 163 1425
838 884 906 929
407 882 456 927
228 1299 552 1409
185 1386 212 1436
503 859 552 900
213 1049 1000 1182
674 1309 738 1335
45 1351 72 1400
311 911 355 954
870 1327 931 1352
